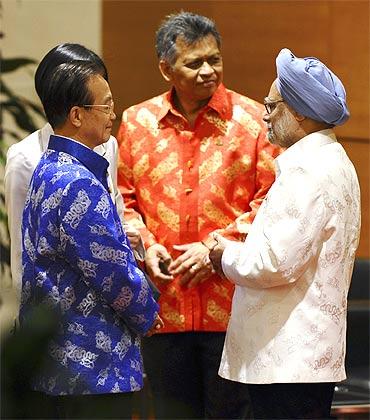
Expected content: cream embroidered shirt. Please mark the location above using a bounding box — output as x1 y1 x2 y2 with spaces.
219 129 361 384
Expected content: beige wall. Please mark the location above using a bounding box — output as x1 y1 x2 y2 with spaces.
103 0 369 258
2 0 102 144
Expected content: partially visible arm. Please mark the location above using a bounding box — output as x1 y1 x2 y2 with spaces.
221 167 325 288
4 146 35 296
202 124 281 248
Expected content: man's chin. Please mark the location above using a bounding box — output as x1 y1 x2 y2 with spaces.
197 83 218 98
102 130 112 143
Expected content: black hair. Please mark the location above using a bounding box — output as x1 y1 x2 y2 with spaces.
155 11 221 65
35 43 108 104
42 61 102 129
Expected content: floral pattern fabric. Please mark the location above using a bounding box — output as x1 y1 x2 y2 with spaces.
20 135 159 395
219 130 361 383
117 84 281 333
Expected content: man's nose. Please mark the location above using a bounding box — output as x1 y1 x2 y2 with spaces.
111 110 117 121
199 61 214 75
262 112 270 123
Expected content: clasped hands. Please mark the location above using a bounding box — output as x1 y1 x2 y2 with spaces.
145 236 227 289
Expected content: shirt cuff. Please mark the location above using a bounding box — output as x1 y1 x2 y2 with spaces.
221 241 245 283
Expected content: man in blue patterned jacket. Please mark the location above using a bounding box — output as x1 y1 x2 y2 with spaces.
20 59 163 419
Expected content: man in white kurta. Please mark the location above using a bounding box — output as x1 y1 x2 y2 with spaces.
210 48 361 418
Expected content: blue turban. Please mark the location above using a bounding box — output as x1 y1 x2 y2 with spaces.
276 48 349 126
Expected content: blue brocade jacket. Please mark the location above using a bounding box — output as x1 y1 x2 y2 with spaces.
20 135 159 395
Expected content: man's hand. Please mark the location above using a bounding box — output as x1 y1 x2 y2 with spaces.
146 314 164 337
169 242 214 288
123 223 142 250
145 244 173 284
209 234 227 278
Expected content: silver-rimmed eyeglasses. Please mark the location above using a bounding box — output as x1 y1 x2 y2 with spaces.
82 102 115 115
264 98 284 114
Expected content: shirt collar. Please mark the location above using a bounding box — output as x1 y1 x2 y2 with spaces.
206 84 232 120
40 123 54 151
48 135 109 189
157 83 232 122
275 129 337 176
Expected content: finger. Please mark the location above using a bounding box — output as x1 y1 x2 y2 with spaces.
178 262 201 285
155 319 164 329
172 248 207 271
161 254 172 264
169 254 193 272
187 264 213 287
177 264 196 285
146 261 173 283
157 273 173 283
173 243 193 251
152 271 173 283
147 319 164 336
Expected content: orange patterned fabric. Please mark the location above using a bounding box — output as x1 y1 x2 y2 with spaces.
117 84 281 333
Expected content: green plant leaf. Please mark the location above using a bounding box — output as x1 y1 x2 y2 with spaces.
2 57 37 73
23 98 45 119
2 99 38 132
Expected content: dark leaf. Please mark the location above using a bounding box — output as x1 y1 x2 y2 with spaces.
22 98 45 119
0 243 10 265
2 99 38 132
2 57 37 73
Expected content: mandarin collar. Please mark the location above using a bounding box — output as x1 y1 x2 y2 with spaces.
157 83 232 122
274 129 337 176
48 135 109 190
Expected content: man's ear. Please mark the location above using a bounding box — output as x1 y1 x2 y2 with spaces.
292 109 306 122
69 106 83 128
159 60 172 82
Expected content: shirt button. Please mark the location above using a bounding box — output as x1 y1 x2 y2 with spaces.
187 160 193 169
185 188 193 194
185 214 191 223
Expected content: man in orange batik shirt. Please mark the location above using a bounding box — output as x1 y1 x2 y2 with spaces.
117 11 281 420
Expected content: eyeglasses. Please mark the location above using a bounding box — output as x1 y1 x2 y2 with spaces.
82 102 115 115
263 98 284 114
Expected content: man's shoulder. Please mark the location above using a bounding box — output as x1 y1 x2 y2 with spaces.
33 153 103 195
225 87 264 114
6 124 52 161
35 150 88 178
123 92 168 116
7 129 40 159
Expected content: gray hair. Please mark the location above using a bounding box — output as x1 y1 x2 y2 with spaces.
155 11 221 65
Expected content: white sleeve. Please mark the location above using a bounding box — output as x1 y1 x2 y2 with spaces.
109 137 126 224
222 167 326 288
4 146 35 297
